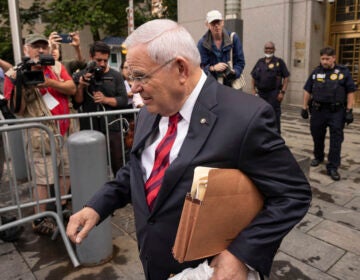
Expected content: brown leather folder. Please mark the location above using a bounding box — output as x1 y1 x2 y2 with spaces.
172 168 264 263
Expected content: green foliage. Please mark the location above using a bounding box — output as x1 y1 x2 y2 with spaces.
43 0 155 39
44 0 114 40
0 0 178 63
0 0 12 63
162 0 177 21
20 0 47 29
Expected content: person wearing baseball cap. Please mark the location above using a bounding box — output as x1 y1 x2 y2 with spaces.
3 32 76 237
198 10 245 89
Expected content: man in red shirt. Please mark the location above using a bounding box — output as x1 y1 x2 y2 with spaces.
4 34 76 236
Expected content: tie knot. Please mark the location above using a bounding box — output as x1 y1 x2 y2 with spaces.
169 112 182 126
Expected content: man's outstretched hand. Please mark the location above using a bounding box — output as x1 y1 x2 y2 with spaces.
66 207 100 244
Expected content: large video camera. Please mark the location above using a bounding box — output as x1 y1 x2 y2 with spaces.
73 61 113 88
11 54 55 113
15 54 55 86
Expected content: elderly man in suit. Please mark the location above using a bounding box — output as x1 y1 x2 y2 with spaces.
67 19 311 280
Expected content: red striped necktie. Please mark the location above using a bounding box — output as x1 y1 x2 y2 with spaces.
145 113 182 211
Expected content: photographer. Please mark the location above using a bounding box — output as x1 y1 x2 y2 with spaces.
197 10 245 89
3 34 76 236
74 41 128 175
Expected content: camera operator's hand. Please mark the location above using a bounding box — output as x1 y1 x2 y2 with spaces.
301 108 309 119
93 91 118 107
48 32 61 49
78 73 92 87
212 62 228 73
93 91 106 104
345 109 354 125
36 75 54 88
69 31 80 47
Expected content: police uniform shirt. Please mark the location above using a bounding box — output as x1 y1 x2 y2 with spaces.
303 64 356 95
250 56 290 91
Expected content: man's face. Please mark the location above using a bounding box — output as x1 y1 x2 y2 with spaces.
24 41 49 62
320 54 336 69
126 45 186 116
51 48 60 61
122 61 130 80
264 44 275 55
208 20 224 38
92 52 110 72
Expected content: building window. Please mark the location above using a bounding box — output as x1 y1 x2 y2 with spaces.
111 53 117 64
335 0 357 22
338 38 360 80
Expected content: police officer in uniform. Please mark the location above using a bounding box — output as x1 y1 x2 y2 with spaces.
301 46 355 181
251 41 290 134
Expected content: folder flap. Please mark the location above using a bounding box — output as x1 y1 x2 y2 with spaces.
205 169 256 197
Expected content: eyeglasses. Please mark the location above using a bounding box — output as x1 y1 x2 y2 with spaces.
265 47 274 50
128 58 175 85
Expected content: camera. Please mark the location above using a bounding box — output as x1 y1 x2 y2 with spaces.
221 63 236 80
73 61 112 88
59 33 72 44
15 54 55 86
10 54 55 113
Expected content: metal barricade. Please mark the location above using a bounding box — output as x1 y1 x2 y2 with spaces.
0 108 139 267
0 122 79 267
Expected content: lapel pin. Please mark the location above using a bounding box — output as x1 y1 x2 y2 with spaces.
200 118 207 124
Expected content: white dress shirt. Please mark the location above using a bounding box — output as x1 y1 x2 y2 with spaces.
141 71 207 181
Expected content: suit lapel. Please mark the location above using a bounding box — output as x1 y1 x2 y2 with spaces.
151 77 219 214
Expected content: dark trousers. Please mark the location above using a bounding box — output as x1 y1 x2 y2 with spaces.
310 107 345 171
258 89 281 134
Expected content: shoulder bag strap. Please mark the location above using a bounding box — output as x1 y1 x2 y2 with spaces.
229 32 235 69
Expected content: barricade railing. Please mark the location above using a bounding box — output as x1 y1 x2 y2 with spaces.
0 108 139 267
0 122 79 267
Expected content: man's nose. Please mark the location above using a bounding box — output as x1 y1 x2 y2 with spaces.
131 81 142 93
38 46 48 52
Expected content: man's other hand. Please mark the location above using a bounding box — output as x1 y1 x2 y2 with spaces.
345 109 354 125
301 108 309 119
210 250 249 280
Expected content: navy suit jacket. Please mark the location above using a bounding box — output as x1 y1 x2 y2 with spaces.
88 76 311 280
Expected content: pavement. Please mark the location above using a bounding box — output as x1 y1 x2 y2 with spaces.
0 105 359 280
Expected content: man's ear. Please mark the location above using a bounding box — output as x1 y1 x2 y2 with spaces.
23 45 29 56
174 57 189 82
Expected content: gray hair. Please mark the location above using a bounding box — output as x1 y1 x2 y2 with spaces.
124 19 201 66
